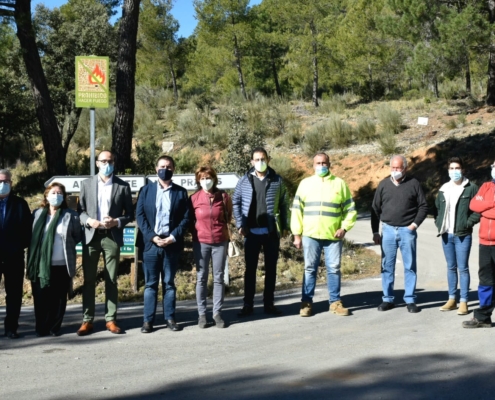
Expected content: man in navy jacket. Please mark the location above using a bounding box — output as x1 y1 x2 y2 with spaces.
0 169 32 338
136 155 190 333
233 147 289 317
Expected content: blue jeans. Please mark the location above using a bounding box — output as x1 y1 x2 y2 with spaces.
441 233 471 302
142 245 180 323
301 236 343 304
381 223 417 304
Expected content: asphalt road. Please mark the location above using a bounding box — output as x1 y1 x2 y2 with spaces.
1 216 494 400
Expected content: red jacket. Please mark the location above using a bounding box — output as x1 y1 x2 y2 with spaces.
189 190 232 243
470 181 495 245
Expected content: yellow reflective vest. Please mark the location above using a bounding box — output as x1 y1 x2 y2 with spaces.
290 174 357 240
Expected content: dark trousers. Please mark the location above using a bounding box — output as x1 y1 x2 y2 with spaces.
31 265 71 335
0 251 25 333
474 244 495 322
142 245 180 322
243 232 280 307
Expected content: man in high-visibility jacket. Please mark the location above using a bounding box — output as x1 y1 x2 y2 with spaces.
291 153 357 317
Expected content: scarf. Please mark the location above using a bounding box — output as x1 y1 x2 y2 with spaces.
27 207 61 288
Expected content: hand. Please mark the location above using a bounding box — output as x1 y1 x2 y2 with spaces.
373 233 381 245
102 216 119 229
152 236 166 247
293 235 302 249
238 227 247 237
334 228 346 239
87 218 102 229
161 237 174 247
407 224 417 231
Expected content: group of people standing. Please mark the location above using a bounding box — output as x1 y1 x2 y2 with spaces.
0 148 494 338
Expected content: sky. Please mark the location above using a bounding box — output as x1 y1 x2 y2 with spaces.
32 0 263 38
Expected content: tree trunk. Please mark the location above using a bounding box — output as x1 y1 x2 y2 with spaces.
112 0 141 173
465 55 471 95
168 56 178 103
270 47 282 97
63 107 83 153
368 63 373 102
432 75 439 98
310 20 319 107
14 0 67 175
233 33 247 100
487 1 495 105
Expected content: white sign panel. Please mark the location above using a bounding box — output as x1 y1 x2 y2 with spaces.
146 173 240 190
45 175 146 193
417 117 429 126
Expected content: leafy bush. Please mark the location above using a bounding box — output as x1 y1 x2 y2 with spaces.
268 103 296 137
177 108 210 146
269 154 306 198
326 115 354 148
173 148 202 173
356 118 377 143
376 104 403 134
377 130 397 155
303 124 328 156
445 119 457 130
135 140 161 174
457 113 467 125
318 96 346 114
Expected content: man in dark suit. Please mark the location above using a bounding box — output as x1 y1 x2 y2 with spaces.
136 155 189 333
0 169 32 338
77 151 134 336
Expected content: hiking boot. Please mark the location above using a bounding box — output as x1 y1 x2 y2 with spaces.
439 299 457 311
237 305 253 317
300 301 312 317
329 300 350 316
264 304 283 315
462 317 491 329
198 315 207 329
213 313 226 328
457 302 468 315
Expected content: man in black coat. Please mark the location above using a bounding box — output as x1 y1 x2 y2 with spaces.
0 169 32 338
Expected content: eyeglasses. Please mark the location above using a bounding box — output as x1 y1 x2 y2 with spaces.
97 160 114 165
0 180 11 184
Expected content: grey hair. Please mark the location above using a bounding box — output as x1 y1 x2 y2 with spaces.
0 169 12 180
313 152 330 164
390 155 407 169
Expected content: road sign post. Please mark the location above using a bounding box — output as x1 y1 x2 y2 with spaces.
75 56 110 175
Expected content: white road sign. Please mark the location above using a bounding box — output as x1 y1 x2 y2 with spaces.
146 173 240 190
45 176 147 193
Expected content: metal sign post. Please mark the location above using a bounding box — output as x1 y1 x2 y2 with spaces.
75 56 110 174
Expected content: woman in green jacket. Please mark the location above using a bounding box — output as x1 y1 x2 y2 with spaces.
435 157 480 315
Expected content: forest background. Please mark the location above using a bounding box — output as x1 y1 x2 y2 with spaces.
2 0 495 303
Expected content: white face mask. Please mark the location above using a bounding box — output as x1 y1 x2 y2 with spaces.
200 179 214 191
391 170 403 181
254 161 267 173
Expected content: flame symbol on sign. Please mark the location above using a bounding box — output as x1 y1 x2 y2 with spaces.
89 64 105 85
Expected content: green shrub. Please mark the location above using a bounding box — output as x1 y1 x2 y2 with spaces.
269 154 306 198
445 119 457 130
268 103 296 137
318 96 346 114
457 113 467 125
376 104 403 134
303 124 328 156
326 115 354 148
135 141 162 174
177 108 210 146
356 118 376 143
173 148 202 173
377 130 397 155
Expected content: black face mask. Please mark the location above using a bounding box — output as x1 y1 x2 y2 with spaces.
158 168 173 181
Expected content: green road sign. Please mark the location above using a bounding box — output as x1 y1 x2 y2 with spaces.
75 56 109 108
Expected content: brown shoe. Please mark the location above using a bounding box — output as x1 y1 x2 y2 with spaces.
106 321 122 334
76 322 94 336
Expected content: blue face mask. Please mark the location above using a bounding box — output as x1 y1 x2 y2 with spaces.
47 193 64 207
315 166 329 177
99 163 114 177
449 170 462 182
0 182 11 196
158 168 173 181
